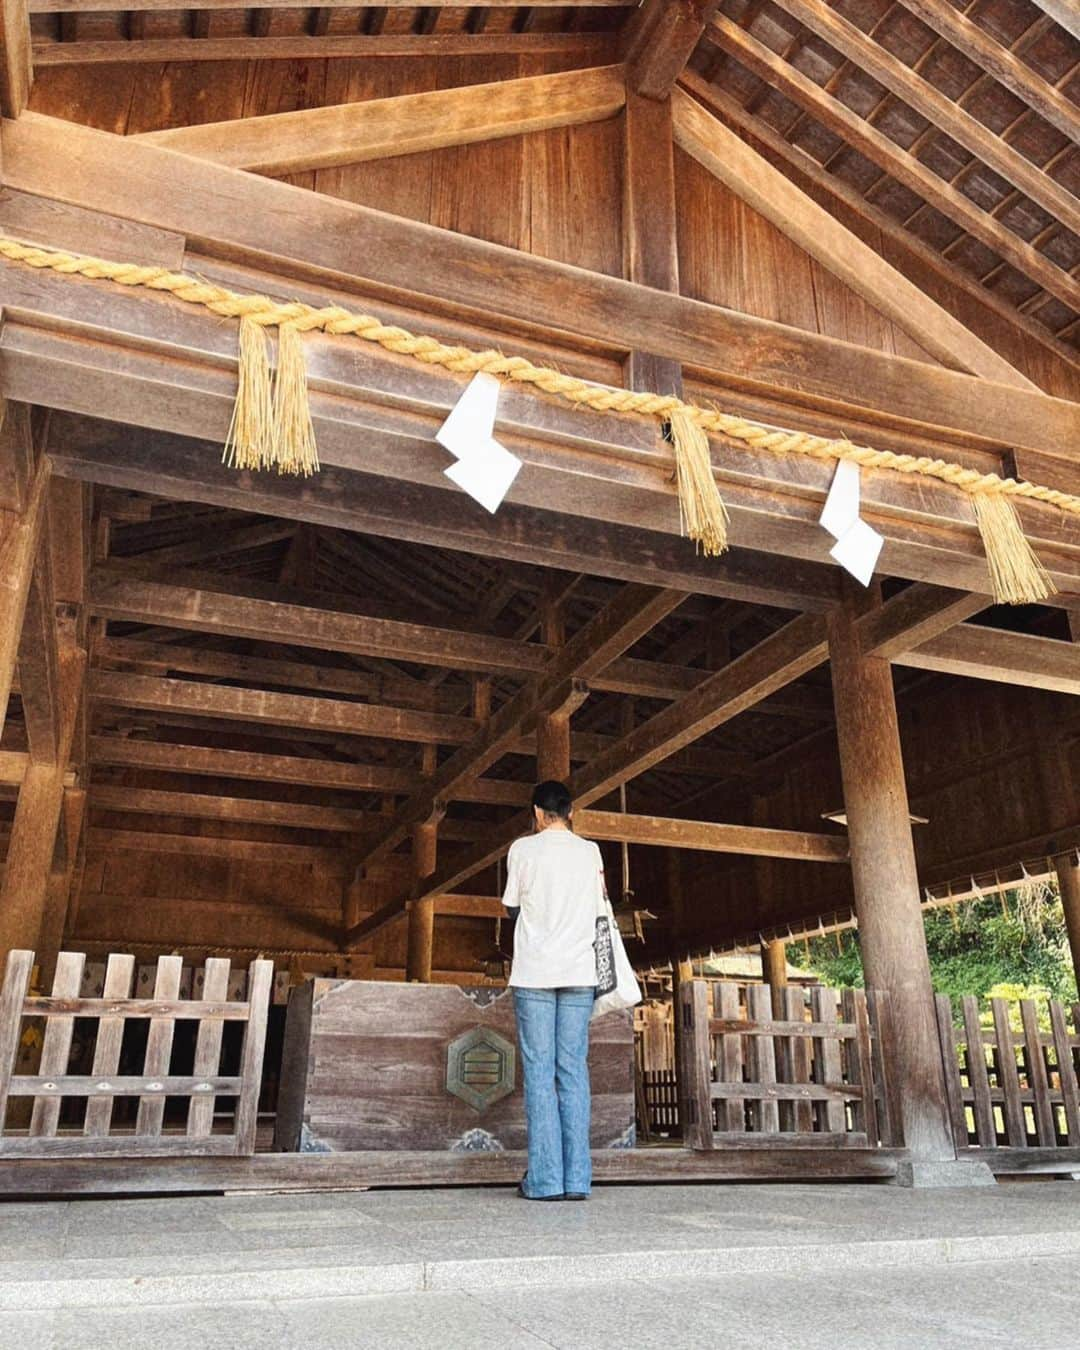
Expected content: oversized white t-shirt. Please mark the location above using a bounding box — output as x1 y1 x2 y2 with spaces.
502 828 604 989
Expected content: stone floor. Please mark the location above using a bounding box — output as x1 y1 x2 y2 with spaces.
2 1179 1079 1347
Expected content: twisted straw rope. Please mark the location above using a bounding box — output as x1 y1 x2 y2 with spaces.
3 235 1078 518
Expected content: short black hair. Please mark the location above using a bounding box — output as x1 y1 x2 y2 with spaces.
532 780 573 820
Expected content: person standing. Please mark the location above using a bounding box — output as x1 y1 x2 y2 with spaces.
502 780 604 1201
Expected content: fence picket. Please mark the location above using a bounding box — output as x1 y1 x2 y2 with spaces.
784 986 814 1133
0 952 34 1135
1049 1000 1080 1146
1018 999 1056 1146
845 989 879 1145
233 959 273 1155
990 997 1027 1147
746 984 779 1133
83 953 135 1138
29 954 86 1138
934 993 968 1151
135 956 184 1138
811 988 846 1133
961 995 996 1147
186 958 231 1139
714 982 744 1132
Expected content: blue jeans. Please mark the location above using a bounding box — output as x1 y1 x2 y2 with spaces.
513 987 593 1198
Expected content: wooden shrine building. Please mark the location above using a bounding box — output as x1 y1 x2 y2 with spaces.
0 0 1077 1191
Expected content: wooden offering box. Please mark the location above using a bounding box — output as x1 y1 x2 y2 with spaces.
274 980 635 1153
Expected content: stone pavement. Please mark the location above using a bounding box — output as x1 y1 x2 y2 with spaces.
1 1180 1079 1348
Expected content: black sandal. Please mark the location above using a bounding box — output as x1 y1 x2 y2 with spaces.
517 1180 564 1201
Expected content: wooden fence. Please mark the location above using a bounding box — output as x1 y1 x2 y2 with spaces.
936 992 1080 1153
678 979 894 1150
0 949 273 1158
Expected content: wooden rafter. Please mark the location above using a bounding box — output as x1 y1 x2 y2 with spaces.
893 0 1080 143
135 66 627 175
574 809 849 862
894 624 1080 695
31 0 625 8
768 0 1080 241
672 85 1035 388
706 13 1080 314
1027 0 1080 43
679 72 1080 380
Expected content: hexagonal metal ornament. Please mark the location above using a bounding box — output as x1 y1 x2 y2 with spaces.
445 1025 516 1112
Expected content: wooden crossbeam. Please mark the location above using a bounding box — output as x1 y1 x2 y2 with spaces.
33 0 624 8
575 809 849 862
31 32 616 65
624 0 723 98
679 72 1080 380
88 736 533 807
707 14 1080 314
1027 0 1080 42
15 498 60 764
87 827 354 872
135 67 626 175
88 670 482 747
88 786 490 841
856 585 988 660
894 624 1080 695
770 0 1080 241
671 85 1034 388
893 0 1080 143
5 113 1077 457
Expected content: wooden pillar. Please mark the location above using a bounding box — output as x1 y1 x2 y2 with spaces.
828 590 954 1161
1054 853 1080 989
0 453 49 741
405 817 439 983
0 644 85 968
36 787 87 987
761 939 788 1017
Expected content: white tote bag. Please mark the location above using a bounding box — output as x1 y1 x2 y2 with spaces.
592 892 642 1021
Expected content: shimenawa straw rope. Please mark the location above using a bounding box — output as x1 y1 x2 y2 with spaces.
1 235 1073 604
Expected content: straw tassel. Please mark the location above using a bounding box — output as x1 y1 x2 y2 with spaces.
666 408 729 557
223 316 274 472
270 323 319 477
971 491 1056 605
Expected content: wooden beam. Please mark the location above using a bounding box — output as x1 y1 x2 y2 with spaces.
96 637 445 711
770 0 1080 240
88 785 488 840
135 67 626 175
893 624 1080 695
87 736 532 807
87 826 352 872
6 113 1077 457
672 86 1038 389
707 14 1080 314
32 0 624 7
575 809 849 861
88 670 481 747
893 0 1080 143
0 748 27 783
0 0 30 117
625 0 722 98
856 585 988 660
679 72 1080 383
352 584 686 875
30 32 615 65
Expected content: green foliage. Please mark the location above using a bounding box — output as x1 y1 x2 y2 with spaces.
788 881 1077 1015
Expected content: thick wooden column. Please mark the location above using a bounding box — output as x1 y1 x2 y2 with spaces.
0 446 48 741
828 590 954 1161
35 786 86 987
0 643 86 966
405 817 439 983
1054 853 1080 988
761 939 789 1017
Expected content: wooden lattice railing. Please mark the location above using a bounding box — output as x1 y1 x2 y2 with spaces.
678 979 895 1150
935 993 1080 1152
0 949 273 1158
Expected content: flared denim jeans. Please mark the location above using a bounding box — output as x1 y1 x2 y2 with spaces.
513 986 593 1198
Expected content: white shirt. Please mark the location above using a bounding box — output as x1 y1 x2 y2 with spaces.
502 828 604 989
